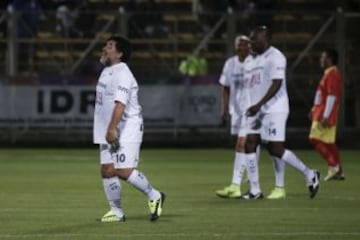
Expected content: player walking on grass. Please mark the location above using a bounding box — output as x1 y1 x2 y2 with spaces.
93 35 165 222
215 35 259 198
309 49 345 181
242 26 320 200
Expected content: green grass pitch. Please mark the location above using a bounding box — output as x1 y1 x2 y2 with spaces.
0 148 359 240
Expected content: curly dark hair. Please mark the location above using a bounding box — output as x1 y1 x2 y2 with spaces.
107 35 132 63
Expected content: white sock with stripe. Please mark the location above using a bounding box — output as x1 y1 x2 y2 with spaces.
231 152 246 185
245 152 261 194
127 169 161 201
102 177 123 218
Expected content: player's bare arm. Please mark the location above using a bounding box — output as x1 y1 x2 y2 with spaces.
247 79 282 116
221 86 230 121
106 101 126 144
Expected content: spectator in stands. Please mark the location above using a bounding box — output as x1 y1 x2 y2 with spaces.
309 49 345 181
12 0 41 38
125 0 168 38
56 0 86 38
10 0 42 72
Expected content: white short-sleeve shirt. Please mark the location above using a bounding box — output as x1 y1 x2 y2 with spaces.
93 62 143 144
219 55 250 115
247 46 289 113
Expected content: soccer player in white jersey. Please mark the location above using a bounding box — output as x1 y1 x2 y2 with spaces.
93 35 165 222
242 26 320 199
215 35 255 198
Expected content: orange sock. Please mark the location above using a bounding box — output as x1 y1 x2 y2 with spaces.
328 143 343 174
310 138 337 167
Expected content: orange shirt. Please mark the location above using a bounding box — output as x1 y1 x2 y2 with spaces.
311 66 342 126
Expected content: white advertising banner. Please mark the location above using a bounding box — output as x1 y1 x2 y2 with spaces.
0 85 221 127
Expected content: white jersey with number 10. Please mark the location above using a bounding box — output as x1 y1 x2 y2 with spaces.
93 62 143 144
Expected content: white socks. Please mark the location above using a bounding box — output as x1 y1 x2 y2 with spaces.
127 169 161 201
281 149 311 179
245 152 261 194
272 156 285 188
102 177 123 218
231 152 246 185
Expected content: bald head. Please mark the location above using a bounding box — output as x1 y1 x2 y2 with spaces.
250 26 270 54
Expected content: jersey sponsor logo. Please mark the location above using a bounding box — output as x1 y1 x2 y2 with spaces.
231 73 243 77
117 86 130 94
243 73 261 88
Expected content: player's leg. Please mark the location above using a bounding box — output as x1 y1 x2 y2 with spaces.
264 113 320 198
260 113 286 199
216 114 247 198
310 138 338 180
267 152 286 200
242 133 263 199
114 142 165 221
310 138 335 165
309 122 344 180
326 143 345 180
216 114 244 198
216 136 248 197
267 141 320 198
99 144 125 222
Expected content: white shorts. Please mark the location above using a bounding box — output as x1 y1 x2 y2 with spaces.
259 112 288 141
230 113 241 135
99 142 141 169
231 111 251 136
238 113 261 137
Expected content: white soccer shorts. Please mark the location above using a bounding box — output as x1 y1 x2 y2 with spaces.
100 142 141 169
230 113 241 136
260 112 288 142
238 113 261 137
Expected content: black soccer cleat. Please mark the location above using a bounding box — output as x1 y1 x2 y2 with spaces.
241 191 264 200
308 171 320 199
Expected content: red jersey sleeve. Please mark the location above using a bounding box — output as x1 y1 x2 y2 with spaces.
325 69 341 98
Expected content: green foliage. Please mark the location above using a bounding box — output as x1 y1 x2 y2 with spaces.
0 149 359 240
